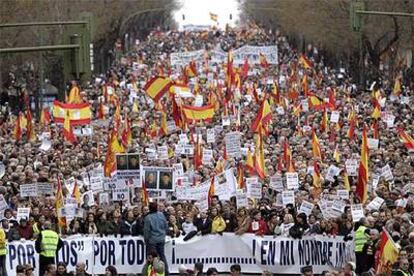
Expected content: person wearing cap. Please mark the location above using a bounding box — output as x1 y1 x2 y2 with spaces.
0 225 6 276
35 220 63 276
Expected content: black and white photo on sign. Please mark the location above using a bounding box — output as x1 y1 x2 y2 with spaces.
116 154 128 171
158 170 174 191
141 166 175 191
81 190 95 207
116 153 140 172
99 192 110 205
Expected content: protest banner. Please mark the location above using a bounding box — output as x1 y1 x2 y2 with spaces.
6 233 354 276
170 49 204 66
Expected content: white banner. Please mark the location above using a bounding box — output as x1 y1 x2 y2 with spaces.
6 234 354 275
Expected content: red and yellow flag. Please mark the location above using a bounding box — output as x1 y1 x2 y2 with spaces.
53 101 91 125
313 161 322 189
254 132 266 179
40 107 51 126
121 114 132 148
356 126 369 203
182 104 215 123
208 177 215 206
67 84 82 104
251 99 272 133
375 230 399 274
159 110 169 136
72 180 81 204
392 77 401 96
63 110 77 144
142 181 150 207
13 113 22 141
333 145 340 163
144 76 172 102
56 177 66 228
371 98 381 119
259 53 269 69
308 95 325 110
398 128 414 151
301 74 309 96
104 129 125 177
26 110 36 142
299 54 313 69
320 110 329 133
312 130 322 160
209 12 218 22
237 162 245 190
245 148 255 175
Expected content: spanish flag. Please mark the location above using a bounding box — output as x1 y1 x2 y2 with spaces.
237 162 245 190
371 98 381 119
40 107 51 126
284 140 295 172
327 88 336 110
227 50 234 85
333 145 340 163
53 101 91 126
13 113 22 141
397 128 414 151
63 110 77 144
343 170 350 191
242 57 249 79
159 110 169 136
313 161 322 189
293 103 302 117
251 99 272 133
144 76 172 102
67 84 82 104
299 54 313 69
312 130 322 160
208 177 215 207
392 77 401 96
56 177 66 228
320 110 329 133
245 148 255 175
97 100 105 120
26 110 36 142
121 114 132 148
375 229 399 274
254 132 266 179
185 61 198 78
182 104 215 123
104 129 125 177
356 126 369 203
259 53 269 69
308 95 325 110
72 180 81 204
301 74 308 96
209 12 218 22
194 135 203 169
142 181 149 207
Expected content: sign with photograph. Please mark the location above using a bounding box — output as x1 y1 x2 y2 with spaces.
140 166 175 191
116 153 140 178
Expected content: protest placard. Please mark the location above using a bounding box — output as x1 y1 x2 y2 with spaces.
270 175 284 191
16 208 30 221
351 204 365 222
336 190 349 200
37 183 53 195
157 146 169 160
246 177 261 198
285 172 299 190
20 184 38 197
90 176 103 193
282 191 295 206
345 159 358 176
367 138 379 150
366 197 385 211
330 111 340 123
236 190 248 209
116 153 140 178
207 129 216 143
202 149 213 165
225 132 241 158
381 164 394 181
298 201 314 216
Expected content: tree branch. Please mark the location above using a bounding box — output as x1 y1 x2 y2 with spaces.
378 16 399 57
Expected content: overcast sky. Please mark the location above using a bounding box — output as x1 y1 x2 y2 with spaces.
173 0 240 29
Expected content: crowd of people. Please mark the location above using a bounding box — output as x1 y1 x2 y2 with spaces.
0 21 414 276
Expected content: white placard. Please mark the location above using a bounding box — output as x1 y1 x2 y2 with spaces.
90 176 103 193
282 191 295 206
202 149 213 165
330 111 340 123
207 129 216 143
194 95 204 107
246 177 261 198
20 184 38 197
336 190 349 200
345 159 359 176
0 195 8 212
325 165 341 182
351 204 365 222
367 138 379 150
298 201 314 216
331 199 346 213
270 175 284 191
285 172 299 190
236 190 249 209
366 197 385 211
157 146 169 160
39 139 52 151
381 164 394 181
173 163 184 177
17 208 30 221
222 116 231 126
225 132 241 158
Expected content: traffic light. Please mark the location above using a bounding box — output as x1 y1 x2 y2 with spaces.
350 0 365 32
